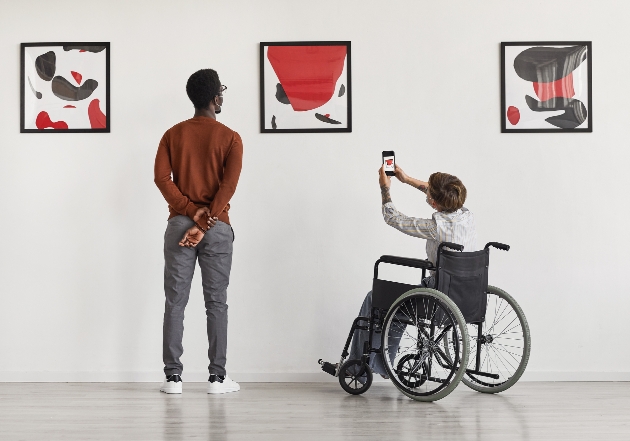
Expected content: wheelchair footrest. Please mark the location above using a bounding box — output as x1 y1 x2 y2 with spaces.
465 369 500 379
318 359 337 377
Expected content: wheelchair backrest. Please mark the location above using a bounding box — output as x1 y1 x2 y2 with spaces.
436 248 489 323
371 255 433 311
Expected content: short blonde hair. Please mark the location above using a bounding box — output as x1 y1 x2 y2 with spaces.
427 172 467 213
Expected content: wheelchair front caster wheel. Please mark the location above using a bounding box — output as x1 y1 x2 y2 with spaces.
338 359 373 395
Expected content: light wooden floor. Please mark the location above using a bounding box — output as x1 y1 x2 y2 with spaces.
0 382 629 440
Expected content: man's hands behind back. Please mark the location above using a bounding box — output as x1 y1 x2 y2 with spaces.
179 207 219 248
179 226 204 247
193 207 218 230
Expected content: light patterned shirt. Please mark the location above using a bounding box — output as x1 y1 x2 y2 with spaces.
382 202 478 267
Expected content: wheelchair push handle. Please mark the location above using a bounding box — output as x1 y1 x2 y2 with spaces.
485 242 510 251
438 242 464 253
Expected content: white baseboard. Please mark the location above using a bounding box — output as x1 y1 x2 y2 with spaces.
0 372 339 383
518 371 630 382
1 371 630 382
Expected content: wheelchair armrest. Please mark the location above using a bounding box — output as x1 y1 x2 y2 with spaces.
377 255 435 270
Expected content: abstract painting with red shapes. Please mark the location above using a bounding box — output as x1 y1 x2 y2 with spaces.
260 41 351 133
21 42 110 133
501 42 592 133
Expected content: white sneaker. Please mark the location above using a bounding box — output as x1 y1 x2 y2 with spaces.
207 374 240 394
160 374 183 394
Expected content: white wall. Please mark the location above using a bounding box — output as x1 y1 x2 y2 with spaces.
1 0 629 382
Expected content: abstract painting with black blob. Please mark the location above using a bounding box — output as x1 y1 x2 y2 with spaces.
501 42 591 133
260 42 351 133
21 43 109 133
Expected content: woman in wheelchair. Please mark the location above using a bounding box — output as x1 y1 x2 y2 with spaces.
319 165 531 401
350 166 477 377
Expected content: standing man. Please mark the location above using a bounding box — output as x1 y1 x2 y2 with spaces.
154 69 243 394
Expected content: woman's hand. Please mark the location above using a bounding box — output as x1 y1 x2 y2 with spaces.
379 165 391 189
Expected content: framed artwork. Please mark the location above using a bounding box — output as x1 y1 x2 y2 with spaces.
260 41 351 133
501 41 592 133
21 42 110 133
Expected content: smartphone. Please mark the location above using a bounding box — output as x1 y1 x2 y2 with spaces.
382 151 395 176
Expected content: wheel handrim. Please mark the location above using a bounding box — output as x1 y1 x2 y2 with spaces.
383 294 463 397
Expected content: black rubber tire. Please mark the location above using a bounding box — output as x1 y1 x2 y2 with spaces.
338 359 373 395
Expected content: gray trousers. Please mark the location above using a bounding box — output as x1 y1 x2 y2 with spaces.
349 276 435 376
163 215 234 377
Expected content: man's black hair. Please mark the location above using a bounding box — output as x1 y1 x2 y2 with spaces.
186 69 221 109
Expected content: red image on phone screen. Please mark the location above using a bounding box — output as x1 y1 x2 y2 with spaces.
382 151 395 176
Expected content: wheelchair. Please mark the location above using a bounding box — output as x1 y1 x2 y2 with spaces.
318 242 531 402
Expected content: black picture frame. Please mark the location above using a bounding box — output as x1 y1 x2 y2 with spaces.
260 41 352 133
20 42 110 133
501 41 592 133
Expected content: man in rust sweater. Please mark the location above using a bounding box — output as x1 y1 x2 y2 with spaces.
154 69 243 395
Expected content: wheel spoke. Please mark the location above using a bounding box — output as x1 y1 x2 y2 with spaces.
432 326 451 345
494 336 523 341
488 299 511 334
487 297 502 334
488 342 517 373
401 302 416 326
495 322 522 338
480 344 490 373
494 316 518 340
390 318 419 343
494 342 524 351
491 343 523 360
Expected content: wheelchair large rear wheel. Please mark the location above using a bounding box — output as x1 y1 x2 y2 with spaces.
442 286 531 394
463 286 530 393
381 288 469 402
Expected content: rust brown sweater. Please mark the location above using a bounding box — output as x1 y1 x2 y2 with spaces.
154 116 243 228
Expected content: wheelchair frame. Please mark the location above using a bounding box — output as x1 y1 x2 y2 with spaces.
319 241 530 401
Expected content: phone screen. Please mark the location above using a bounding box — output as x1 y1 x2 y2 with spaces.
382 151 395 176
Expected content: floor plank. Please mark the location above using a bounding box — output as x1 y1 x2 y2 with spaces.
0 382 628 440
